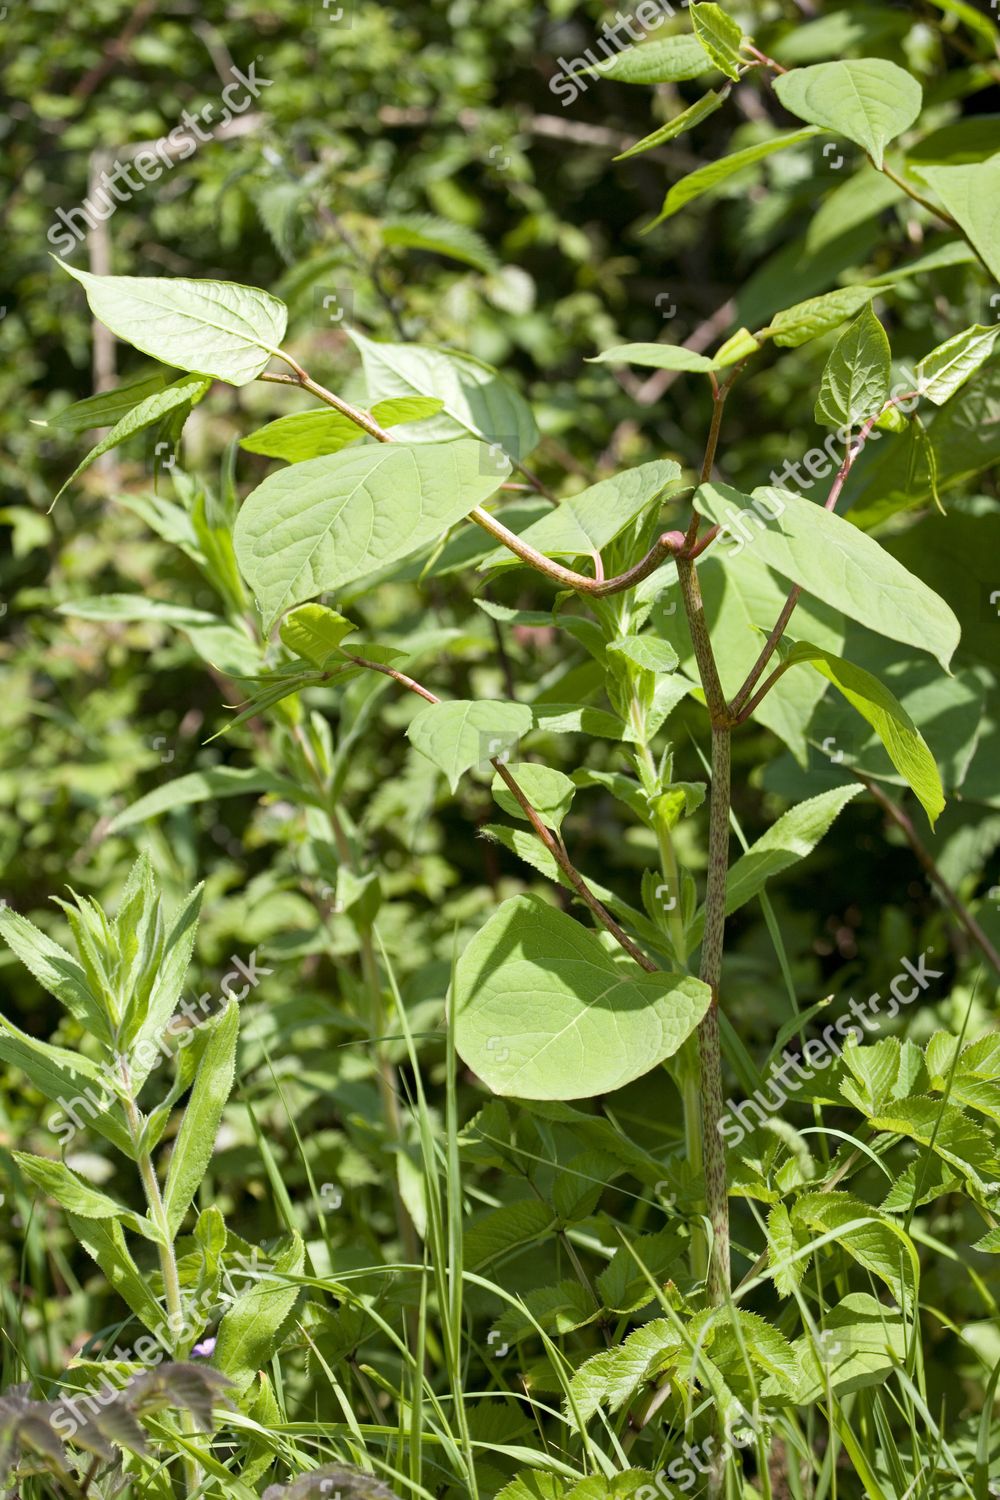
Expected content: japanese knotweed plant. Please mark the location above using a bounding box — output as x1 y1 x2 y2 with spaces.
0 856 305 1496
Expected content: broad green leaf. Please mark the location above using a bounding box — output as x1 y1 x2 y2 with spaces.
67 1215 167 1336
57 263 288 385
491 763 577 832
481 459 681 571
607 635 680 675
464 1199 556 1268
774 60 923 169
407 700 534 791
163 1000 239 1235
784 1292 907 1403
279 604 356 666
763 286 881 349
791 1191 917 1302
36 371 170 433
240 397 443 462
569 1318 680 1421
647 127 821 227
783 643 945 826
915 157 1000 280
0 1014 135 1158
495 1279 600 1342
234 439 510 630
588 344 725 373
688 785 863 947
615 90 728 161
108 766 306 834
51 374 211 505
583 33 712 84
0 907 106 1038
814 305 891 428
690 2 745 80
453 894 711 1100
13 1153 152 1237
532 704 626 739
212 1231 304 1394
349 330 538 460
868 1096 1000 1190
380 214 498 273
596 1227 685 1313
694 481 961 669
916 324 1000 406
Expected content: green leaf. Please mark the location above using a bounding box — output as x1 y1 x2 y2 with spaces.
453 894 711 1100
773 60 923 169
785 1292 907 1402
647 127 821 227
348 331 539 460
868 1096 1000 1191
162 1000 239 1235
464 1199 556 1268
588 344 726 374
57 262 288 385
51 375 211 505
240 397 443 462
234 439 510 630
583 33 713 84
915 324 1000 406
0 907 106 1038
36 371 170 433
783 643 945 826
407 700 534 792
814 305 891 428
212 1231 304 1394
763 286 881 349
0 1014 135 1158
914 158 1000 281
595 1227 685 1313
690 2 746 80
380 213 499 273
279 604 356 667
57 594 221 628
67 1214 168 1335
791 1191 917 1302
108 766 305 835
694 481 961 669
688 785 863 946
615 90 728 161
491 763 577 832
13 1153 152 1237
607 635 680 674
481 459 681 570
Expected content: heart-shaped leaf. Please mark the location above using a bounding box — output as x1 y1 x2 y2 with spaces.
774 59 923 169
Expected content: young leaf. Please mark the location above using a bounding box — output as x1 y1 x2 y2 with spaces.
452 894 711 1099
0 907 107 1039
13 1153 153 1238
814 304 891 428
690 2 746 80
588 344 726 373
491 763 577 832
783 642 946 826
51 375 211 504
240 397 444 463
36 371 170 433
646 127 822 228
694 481 961 670
163 1000 239 1235
763 286 881 349
615 90 728 161
582 33 712 84
915 158 1000 280
279 603 356 666
234 439 510 630
607 635 680 674
212 1232 305 1394
774 59 923 169
407 700 534 792
57 263 287 385
915 324 999 406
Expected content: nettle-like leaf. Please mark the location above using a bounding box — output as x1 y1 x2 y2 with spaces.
452 894 710 1100
694 481 961 670
583 32 712 84
915 156 1000 281
58 263 287 385
212 1231 305 1394
784 1292 908 1402
782 643 945 826
774 59 923 169
916 324 1000 406
814 304 891 428
233 439 510 630
689 2 746 80
647 127 822 228
380 212 499 273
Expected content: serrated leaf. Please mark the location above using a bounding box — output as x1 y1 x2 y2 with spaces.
407 700 534 792
569 1319 679 1421
814 304 891 428
915 157 1000 281
783 643 945 826
647 127 821 227
764 285 881 349
774 59 923 169
163 1000 239 1236
491 763 576 832
694 481 961 669
68 1215 166 1334
868 1096 1000 1191
453 894 710 1100
596 1227 685 1313
786 1292 907 1402
14 1153 152 1237
0 1015 135 1158
57 262 287 385
583 33 712 83
464 1199 556 1268
234 439 509 630
791 1191 917 1301
381 213 499 273
279 603 356 666
607 635 680 674
212 1232 304 1394
0 907 106 1037
916 324 1000 406
690 2 746 80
